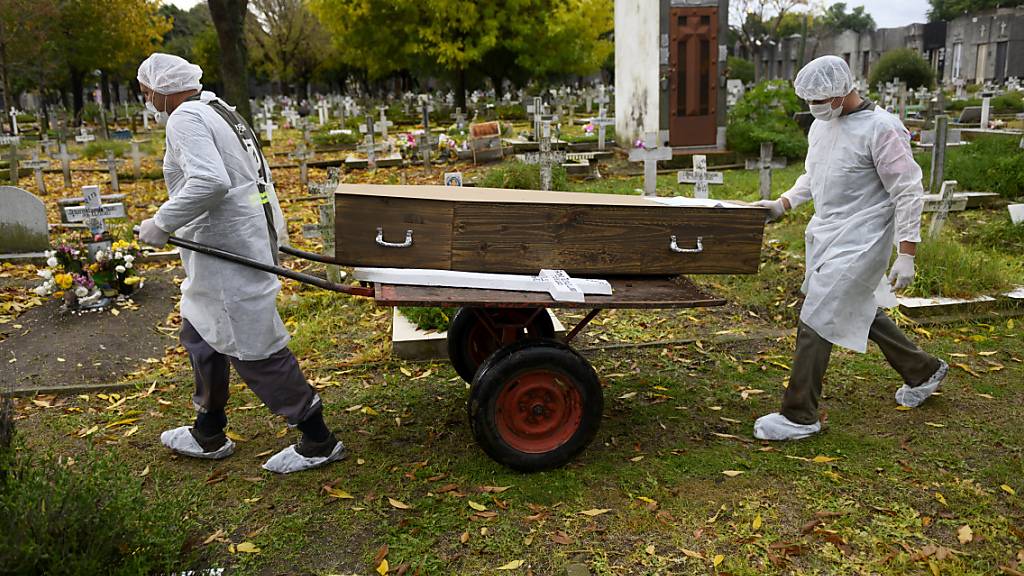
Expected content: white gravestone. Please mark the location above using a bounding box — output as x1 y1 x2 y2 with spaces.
517 121 565 191
55 143 78 188
22 152 50 196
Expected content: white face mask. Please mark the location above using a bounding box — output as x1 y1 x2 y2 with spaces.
145 95 169 126
809 96 845 121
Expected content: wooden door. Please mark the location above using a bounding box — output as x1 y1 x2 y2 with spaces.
669 7 718 148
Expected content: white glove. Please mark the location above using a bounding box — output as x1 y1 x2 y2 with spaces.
888 253 915 291
754 199 787 223
138 218 170 248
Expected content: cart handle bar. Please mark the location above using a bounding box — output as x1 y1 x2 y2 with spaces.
134 228 372 297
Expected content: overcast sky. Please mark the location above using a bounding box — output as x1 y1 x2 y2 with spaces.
163 0 932 31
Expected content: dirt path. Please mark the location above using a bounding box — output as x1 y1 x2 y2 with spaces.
0 267 182 395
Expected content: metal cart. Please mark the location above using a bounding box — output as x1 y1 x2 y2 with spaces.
162 235 726 472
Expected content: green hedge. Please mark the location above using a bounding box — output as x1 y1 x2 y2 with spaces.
915 135 1024 200
726 80 807 160
945 91 1024 113
0 447 195 574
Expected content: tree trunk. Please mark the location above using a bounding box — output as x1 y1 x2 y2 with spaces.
70 68 85 125
100 70 112 113
209 0 252 124
455 67 467 111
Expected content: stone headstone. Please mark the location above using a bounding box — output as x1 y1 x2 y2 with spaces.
957 107 982 124
0 186 49 254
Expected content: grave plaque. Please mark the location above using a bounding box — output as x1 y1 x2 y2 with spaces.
0 186 49 254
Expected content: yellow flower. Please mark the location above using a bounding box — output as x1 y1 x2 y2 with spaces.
124 276 142 286
54 273 73 290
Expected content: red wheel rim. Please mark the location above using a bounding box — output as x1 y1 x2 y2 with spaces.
495 370 583 453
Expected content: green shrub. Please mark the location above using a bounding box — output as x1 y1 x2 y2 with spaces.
0 449 195 575
915 135 1024 200
479 160 569 191
495 104 527 121
399 306 456 332
727 56 755 84
904 234 1012 298
726 80 807 160
945 92 1023 114
868 49 934 90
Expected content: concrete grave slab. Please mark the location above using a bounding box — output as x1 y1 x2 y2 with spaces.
392 307 566 361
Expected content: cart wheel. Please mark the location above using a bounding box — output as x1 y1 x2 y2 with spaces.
447 307 555 383
468 339 602 472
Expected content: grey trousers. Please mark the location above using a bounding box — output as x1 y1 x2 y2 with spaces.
180 319 321 426
781 309 942 425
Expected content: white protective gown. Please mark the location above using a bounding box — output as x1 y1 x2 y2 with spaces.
781 105 924 353
154 91 291 361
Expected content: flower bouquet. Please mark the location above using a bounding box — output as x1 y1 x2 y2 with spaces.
33 240 145 311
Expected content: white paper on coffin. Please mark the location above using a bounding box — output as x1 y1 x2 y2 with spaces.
353 267 613 303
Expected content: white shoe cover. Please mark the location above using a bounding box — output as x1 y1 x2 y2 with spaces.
160 425 235 459
262 441 346 474
753 412 822 441
895 360 949 408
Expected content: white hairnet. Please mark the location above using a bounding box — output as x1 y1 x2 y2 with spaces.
137 53 203 95
794 55 853 101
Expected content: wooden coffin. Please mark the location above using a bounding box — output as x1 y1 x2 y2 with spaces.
333 184 766 275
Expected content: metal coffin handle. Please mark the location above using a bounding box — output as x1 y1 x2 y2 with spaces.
376 227 414 249
669 235 703 254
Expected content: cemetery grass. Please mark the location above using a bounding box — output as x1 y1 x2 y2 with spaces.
10 274 1024 575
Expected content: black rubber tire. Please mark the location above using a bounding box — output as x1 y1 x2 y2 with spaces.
467 339 603 472
446 307 555 384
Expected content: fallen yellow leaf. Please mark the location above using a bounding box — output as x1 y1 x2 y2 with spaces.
645 544 656 555
387 497 412 510
468 500 488 511
224 430 246 442
752 514 762 530
235 542 260 554
713 554 724 567
327 488 354 499
138 465 150 477
957 524 973 544
580 508 612 517
722 470 744 477
811 455 839 463
896 405 913 411
376 559 389 575
935 492 948 506
954 362 981 377
924 422 945 428
1000 484 1016 496
460 531 470 544
400 367 413 377
496 559 524 570
681 548 705 559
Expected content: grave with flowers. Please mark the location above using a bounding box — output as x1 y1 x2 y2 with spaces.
31 185 143 312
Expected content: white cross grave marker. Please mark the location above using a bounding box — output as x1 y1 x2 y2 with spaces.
74 127 95 144
928 180 958 239
377 106 394 140
23 151 50 195
64 184 126 239
98 150 122 193
358 115 380 170
628 132 673 197
130 139 148 181
55 143 78 188
677 155 723 199
317 99 329 126
8 108 19 136
517 121 565 191
745 141 787 200
980 94 992 129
